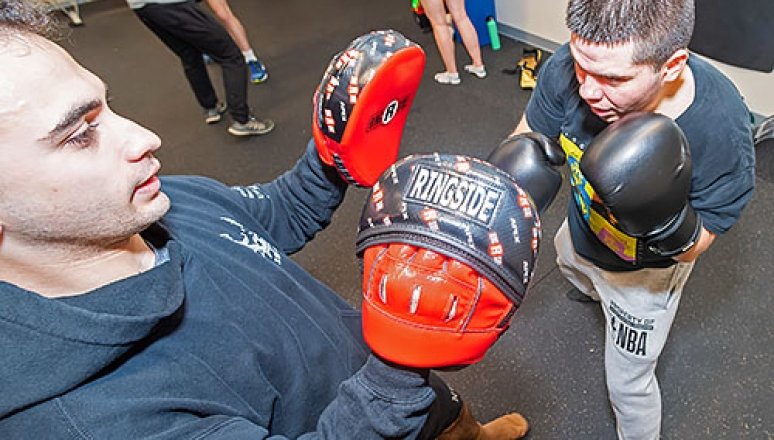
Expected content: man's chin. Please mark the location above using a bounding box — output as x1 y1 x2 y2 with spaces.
153 191 172 218
590 107 620 122
139 191 171 226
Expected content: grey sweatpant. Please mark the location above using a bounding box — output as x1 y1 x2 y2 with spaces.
554 221 694 440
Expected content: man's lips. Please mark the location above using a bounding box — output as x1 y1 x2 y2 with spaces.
133 163 161 196
135 175 159 192
589 106 620 121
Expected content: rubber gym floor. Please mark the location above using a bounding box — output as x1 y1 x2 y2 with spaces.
59 0 772 438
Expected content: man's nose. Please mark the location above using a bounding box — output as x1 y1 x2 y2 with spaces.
579 76 603 101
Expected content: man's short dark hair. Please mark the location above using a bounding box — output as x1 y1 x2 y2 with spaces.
566 0 695 67
0 0 56 38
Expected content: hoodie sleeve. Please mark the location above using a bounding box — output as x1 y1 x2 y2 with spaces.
1 356 435 440
191 356 435 440
227 139 349 254
307 355 435 439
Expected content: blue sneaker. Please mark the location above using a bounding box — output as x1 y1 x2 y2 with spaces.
248 59 268 84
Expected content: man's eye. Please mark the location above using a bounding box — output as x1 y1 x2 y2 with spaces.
65 122 99 149
604 77 628 86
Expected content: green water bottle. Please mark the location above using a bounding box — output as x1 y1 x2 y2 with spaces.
487 17 501 51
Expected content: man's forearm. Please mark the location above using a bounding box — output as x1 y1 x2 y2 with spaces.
673 226 716 263
511 114 533 136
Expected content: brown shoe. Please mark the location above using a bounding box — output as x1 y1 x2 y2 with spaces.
438 402 529 440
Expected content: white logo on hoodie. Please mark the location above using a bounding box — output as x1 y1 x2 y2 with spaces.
219 216 282 265
231 185 268 200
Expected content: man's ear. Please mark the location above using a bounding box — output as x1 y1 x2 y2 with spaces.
660 49 689 82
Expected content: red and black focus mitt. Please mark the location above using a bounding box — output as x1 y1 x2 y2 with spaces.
313 30 425 187
356 154 543 368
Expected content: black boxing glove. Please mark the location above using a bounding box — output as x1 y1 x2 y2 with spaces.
486 132 565 213
580 112 701 257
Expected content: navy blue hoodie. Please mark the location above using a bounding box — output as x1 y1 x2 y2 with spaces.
0 141 435 439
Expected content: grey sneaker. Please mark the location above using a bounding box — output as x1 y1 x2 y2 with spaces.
228 117 275 136
204 102 227 124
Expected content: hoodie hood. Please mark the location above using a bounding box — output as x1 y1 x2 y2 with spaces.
0 242 184 418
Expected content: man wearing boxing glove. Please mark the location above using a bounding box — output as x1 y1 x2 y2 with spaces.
0 7 521 438
505 0 755 438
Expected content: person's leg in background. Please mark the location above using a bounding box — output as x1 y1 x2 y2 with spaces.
134 4 223 123
205 0 268 84
190 11 250 125
142 1 272 136
135 1 273 135
422 0 461 85
444 0 486 79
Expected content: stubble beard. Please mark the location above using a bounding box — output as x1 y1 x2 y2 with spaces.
6 191 171 252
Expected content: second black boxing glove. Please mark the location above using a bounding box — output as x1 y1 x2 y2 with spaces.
580 112 701 257
486 132 566 214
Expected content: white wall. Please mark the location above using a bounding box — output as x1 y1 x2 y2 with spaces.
494 0 774 117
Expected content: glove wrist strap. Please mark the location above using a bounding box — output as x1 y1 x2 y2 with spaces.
646 204 702 257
